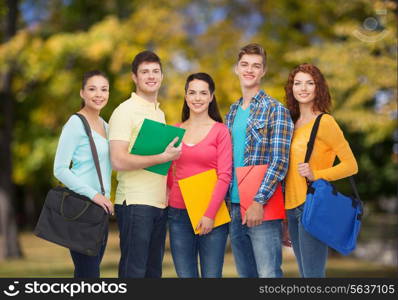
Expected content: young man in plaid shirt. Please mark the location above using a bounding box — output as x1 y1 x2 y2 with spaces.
225 43 294 277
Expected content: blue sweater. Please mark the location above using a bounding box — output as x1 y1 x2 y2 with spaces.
53 115 112 200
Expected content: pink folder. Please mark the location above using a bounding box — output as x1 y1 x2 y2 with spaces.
236 165 286 221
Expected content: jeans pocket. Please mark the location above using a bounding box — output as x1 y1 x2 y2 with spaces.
131 204 156 218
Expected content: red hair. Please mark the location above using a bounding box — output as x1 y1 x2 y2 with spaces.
285 63 331 122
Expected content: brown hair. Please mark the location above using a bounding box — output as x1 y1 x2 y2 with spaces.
285 63 331 122
131 50 162 75
237 43 267 68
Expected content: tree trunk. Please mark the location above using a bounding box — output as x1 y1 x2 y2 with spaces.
0 0 22 260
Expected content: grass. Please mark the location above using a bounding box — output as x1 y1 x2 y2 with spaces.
0 224 396 278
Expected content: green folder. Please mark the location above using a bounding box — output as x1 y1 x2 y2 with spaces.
130 118 185 175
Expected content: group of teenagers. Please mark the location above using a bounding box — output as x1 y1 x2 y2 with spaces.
53 43 358 279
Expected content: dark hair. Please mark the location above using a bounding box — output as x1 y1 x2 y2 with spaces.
181 72 223 123
238 43 267 68
285 63 331 122
81 70 109 108
131 50 162 75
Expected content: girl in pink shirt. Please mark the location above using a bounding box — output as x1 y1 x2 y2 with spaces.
167 73 232 277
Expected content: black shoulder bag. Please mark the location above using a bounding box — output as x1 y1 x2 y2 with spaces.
34 113 108 256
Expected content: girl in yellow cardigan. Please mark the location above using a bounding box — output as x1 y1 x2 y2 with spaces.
284 63 358 277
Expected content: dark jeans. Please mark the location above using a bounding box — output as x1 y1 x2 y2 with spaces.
115 202 167 278
70 224 108 278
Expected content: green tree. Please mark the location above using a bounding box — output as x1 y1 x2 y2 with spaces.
0 0 22 260
282 1 397 203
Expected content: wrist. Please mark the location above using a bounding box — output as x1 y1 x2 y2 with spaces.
91 192 100 201
158 152 168 164
252 201 263 207
203 213 215 221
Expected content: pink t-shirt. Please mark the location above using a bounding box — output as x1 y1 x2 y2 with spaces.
167 122 232 219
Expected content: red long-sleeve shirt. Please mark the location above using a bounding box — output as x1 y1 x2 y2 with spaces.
167 122 232 219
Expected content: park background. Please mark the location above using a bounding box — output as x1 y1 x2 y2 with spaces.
0 0 396 277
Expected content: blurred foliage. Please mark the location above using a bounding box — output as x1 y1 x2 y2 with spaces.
0 0 396 226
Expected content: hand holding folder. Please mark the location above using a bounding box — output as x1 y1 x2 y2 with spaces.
178 169 231 234
236 165 285 221
130 119 185 175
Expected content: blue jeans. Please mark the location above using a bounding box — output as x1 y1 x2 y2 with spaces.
115 202 167 278
70 224 108 278
168 207 228 278
229 203 283 278
287 203 328 277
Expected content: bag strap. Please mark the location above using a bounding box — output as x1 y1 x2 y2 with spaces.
349 176 362 207
74 113 106 196
304 113 324 164
304 113 362 205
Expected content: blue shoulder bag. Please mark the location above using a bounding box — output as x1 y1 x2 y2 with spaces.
301 114 363 255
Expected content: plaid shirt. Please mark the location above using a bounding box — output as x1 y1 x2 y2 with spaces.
225 90 294 205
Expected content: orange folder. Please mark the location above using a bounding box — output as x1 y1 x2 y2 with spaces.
236 165 286 221
178 169 231 234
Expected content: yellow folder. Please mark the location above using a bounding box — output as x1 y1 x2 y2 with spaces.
178 169 231 234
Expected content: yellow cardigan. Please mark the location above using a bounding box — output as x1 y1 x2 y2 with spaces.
284 114 358 210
